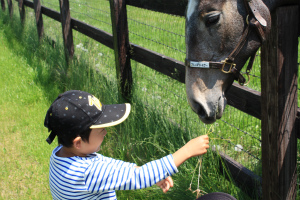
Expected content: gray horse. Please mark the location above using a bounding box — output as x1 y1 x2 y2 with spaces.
185 0 299 124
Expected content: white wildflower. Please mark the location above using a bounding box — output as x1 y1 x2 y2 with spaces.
76 43 83 48
234 144 243 152
212 145 221 150
81 47 88 52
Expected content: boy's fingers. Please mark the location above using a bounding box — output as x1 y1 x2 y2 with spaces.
168 177 173 187
157 177 173 193
164 181 170 193
166 176 174 187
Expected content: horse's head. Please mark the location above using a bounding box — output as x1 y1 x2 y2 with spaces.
185 0 271 124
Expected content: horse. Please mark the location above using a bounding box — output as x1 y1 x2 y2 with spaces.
185 0 299 124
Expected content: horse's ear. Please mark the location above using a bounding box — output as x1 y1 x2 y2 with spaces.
248 0 271 36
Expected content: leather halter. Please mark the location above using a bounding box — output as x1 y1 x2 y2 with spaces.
185 0 270 86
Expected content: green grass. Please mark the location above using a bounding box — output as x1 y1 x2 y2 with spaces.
0 1 299 200
0 14 54 199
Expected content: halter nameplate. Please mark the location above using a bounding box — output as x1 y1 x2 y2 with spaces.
186 59 248 85
189 61 209 68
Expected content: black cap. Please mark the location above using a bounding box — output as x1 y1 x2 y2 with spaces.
196 192 237 200
44 90 131 144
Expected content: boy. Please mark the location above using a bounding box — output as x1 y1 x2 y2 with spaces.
45 90 209 199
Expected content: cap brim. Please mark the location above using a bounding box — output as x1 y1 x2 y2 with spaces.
90 103 131 129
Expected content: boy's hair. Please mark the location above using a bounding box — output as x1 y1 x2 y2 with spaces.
44 90 131 145
57 128 91 148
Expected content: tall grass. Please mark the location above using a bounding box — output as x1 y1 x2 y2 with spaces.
1 1 299 199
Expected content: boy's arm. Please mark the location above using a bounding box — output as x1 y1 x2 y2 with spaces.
85 135 208 193
85 154 177 192
154 135 209 193
172 135 209 167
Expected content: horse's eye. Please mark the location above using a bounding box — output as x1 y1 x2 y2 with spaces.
204 13 220 27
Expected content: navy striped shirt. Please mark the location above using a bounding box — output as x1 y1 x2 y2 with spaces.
49 145 178 199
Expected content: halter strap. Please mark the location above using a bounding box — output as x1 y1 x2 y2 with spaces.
185 0 269 86
185 59 246 84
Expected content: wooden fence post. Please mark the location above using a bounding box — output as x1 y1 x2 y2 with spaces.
18 0 25 24
6 0 12 18
33 0 44 40
59 0 74 62
110 0 133 100
1 0 5 11
261 6 298 200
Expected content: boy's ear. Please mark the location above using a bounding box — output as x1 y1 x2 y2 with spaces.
73 137 82 149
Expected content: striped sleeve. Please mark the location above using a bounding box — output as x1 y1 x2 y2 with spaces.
99 155 137 168
85 154 178 192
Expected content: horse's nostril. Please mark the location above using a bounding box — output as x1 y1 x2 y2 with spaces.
192 100 216 124
194 100 206 117
197 106 206 117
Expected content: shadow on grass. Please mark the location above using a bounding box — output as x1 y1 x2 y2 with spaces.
0 11 66 102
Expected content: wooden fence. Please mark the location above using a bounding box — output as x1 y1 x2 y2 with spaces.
1 0 299 199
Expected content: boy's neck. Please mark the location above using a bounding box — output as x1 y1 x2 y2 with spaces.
56 146 86 157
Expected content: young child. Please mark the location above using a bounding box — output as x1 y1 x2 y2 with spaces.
44 90 209 199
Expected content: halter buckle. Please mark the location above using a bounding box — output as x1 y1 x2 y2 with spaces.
221 59 236 73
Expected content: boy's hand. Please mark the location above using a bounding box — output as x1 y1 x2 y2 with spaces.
185 134 210 158
156 176 173 193
172 135 209 167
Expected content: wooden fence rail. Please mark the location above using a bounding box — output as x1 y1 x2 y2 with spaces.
33 0 43 40
261 7 298 199
1 0 299 199
1 0 5 11
6 0 13 17
59 0 74 62
110 0 132 99
18 0 25 23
